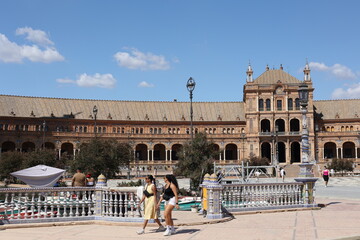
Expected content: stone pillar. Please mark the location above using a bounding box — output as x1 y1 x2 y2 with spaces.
294 178 318 207
200 173 223 219
94 187 104 217
147 150 150 162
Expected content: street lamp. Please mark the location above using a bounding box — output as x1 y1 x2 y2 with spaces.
294 82 318 207
298 83 309 164
42 120 46 149
93 105 98 138
186 77 196 141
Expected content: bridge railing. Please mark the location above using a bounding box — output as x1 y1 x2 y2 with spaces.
222 182 304 211
0 187 140 223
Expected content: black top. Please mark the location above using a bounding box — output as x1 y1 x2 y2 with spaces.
164 184 175 198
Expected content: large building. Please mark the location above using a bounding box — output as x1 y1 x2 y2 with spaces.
1 63 360 171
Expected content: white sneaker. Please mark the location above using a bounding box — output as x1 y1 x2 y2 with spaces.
171 228 176 234
163 229 171 236
137 229 145 235
156 225 166 232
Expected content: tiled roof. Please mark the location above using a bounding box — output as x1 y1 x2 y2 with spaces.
314 99 360 120
0 95 245 122
254 69 302 84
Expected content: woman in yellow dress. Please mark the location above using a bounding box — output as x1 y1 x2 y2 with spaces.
137 175 165 234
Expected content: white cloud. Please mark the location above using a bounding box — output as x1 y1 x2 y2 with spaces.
331 83 360 99
16 27 54 46
56 73 116 88
0 28 64 63
138 81 154 88
114 48 170 70
309 62 356 79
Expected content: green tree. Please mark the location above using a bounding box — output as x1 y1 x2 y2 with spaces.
0 151 25 180
70 139 133 179
327 158 354 176
22 149 64 169
175 132 218 190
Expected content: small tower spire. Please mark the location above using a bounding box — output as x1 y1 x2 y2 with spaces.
246 62 253 82
303 59 311 82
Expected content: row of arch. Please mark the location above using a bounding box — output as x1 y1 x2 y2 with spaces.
261 118 300 132
0 141 239 162
2 140 359 162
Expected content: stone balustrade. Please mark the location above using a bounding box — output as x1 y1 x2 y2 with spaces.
0 187 141 224
222 182 305 211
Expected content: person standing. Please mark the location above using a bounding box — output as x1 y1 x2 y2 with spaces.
157 174 180 236
322 166 330 187
280 167 286 182
72 168 86 187
137 175 165 235
86 173 95 187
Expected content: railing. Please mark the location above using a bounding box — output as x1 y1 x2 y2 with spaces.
222 182 304 211
0 187 140 223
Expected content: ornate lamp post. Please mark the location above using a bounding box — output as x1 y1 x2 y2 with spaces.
295 82 318 207
186 77 196 141
298 83 310 164
93 105 98 138
42 120 46 149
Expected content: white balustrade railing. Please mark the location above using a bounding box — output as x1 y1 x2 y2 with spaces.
0 187 140 223
0 187 95 220
222 182 304 210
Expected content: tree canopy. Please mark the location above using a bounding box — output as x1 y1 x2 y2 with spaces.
174 132 218 190
69 139 133 179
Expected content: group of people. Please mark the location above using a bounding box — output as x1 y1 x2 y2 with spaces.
137 174 180 236
71 168 95 187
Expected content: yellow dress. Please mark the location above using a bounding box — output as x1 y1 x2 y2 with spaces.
144 184 157 219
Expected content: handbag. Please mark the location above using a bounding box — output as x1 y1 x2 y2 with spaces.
162 193 171 201
143 189 154 198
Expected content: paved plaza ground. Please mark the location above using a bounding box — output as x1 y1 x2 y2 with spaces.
1 177 360 240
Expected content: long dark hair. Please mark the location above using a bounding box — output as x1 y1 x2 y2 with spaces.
165 174 179 190
147 175 156 187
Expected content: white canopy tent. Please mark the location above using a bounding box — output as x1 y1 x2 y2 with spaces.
11 165 65 188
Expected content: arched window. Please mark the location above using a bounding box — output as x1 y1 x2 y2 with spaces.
266 99 271 111
288 98 293 110
295 98 300 110
258 99 264 111
276 100 282 111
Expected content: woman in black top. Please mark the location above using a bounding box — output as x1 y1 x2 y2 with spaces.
156 174 179 236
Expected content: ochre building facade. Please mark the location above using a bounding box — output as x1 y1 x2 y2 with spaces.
1 63 360 170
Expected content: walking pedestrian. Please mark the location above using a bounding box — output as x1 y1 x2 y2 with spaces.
136 175 165 235
156 174 180 236
322 166 330 187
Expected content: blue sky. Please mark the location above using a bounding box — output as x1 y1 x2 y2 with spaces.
1 1 360 102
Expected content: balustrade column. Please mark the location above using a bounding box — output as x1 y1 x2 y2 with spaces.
200 173 223 219
354 146 357 159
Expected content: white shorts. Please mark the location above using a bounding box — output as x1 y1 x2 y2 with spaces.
166 197 176 206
